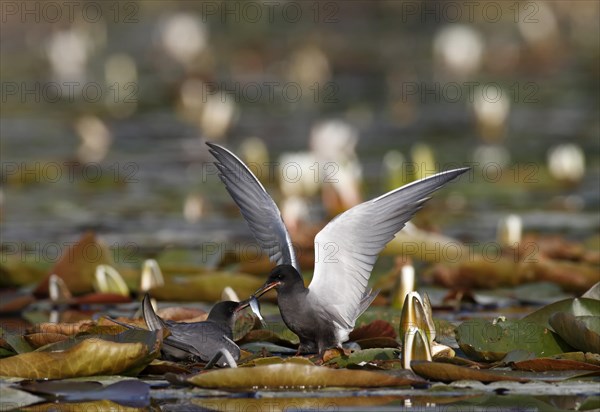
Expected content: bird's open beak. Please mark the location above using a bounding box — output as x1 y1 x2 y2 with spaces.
253 281 281 298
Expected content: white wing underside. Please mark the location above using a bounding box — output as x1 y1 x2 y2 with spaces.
307 168 469 334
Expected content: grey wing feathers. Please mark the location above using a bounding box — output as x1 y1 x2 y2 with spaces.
206 143 299 271
308 167 469 330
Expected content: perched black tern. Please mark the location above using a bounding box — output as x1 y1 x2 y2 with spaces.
141 293 248 366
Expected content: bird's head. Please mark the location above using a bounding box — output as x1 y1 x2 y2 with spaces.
207 300 249 327
254 264 304 297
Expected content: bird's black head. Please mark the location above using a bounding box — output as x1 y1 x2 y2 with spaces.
254 264 304 297
207 300 248 327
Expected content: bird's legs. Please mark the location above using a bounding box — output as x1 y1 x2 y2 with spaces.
203 348 238 369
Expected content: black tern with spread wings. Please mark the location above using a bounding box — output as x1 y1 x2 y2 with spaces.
207 142 469 354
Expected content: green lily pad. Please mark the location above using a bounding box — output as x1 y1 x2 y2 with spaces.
549 313 600 354
0 327 34 354
522 298 600 330
455 318 572 361
325 348 400 368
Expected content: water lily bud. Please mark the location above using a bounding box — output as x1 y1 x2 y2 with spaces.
497 214 522 247
94 264 129 296
140 259 164 292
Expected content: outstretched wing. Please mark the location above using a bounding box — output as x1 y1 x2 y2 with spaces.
206 142 299 271
307 168 470 334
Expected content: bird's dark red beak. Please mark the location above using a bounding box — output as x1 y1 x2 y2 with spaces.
253 280 281 298
234 299 250 313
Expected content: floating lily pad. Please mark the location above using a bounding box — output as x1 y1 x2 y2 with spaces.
241 356 313 367
348 320 397 341
236 329 298 348
0 331 159 379
325 348 400 368
513 358 600 371
582 282 600 300
456 318 572 362
0 327 34 354
187 363 419 389
549 313 600 354
33 232 114 297
411 360 529 383
354 337 400 349
522 298 600 330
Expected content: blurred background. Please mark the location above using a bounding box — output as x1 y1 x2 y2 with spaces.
1 1 599 272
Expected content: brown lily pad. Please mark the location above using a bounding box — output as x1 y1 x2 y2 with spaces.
513 358 600 371
29 320 96 336
411 360 530 383
187 363 419 389
349 320 397 341
0 331 160 379
24 333 69 349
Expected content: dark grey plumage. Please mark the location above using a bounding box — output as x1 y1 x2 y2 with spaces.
142 294 242 366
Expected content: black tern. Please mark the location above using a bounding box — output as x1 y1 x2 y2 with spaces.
141 293 248 366
207 142 469 354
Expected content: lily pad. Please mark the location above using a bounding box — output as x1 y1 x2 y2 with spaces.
348 320 397 341
549 313 600 353
513 358 600 371
0 328 34 354
455 318 572 361
582 282 600 300
0 331 159 379
522 298 600 330
33 232 114 297
325 348 400 368
236 329 298 348
187 363 419 388
411 360 529 383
